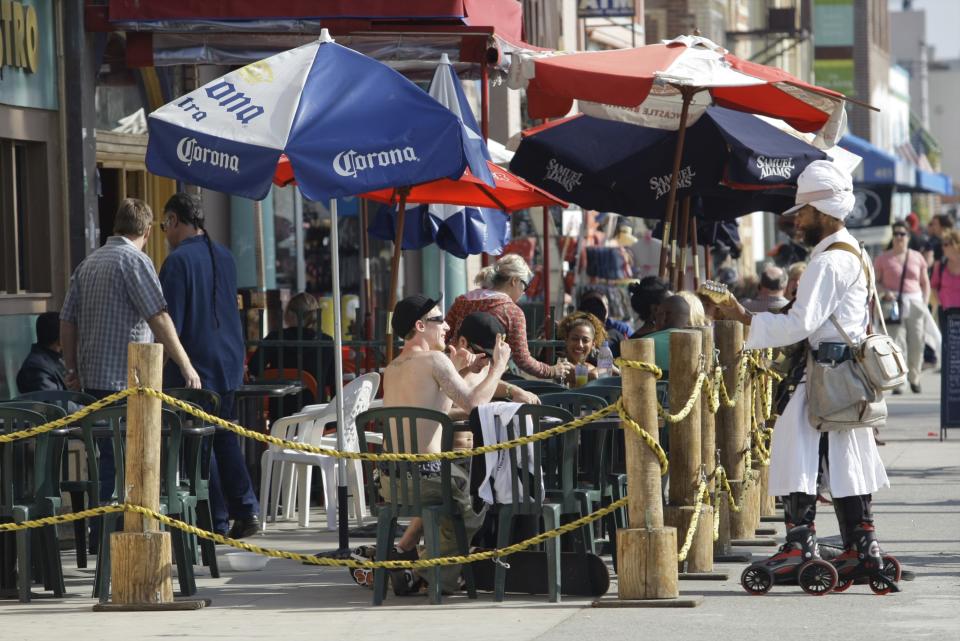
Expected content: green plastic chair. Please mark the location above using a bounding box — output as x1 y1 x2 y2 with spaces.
163 388 221 578
14 392 97 567
512 380 567 394
581 385 621 405
489 404 572 603
537 393 609 555
83 406 197 601
356 406 476 606
0 406 66 601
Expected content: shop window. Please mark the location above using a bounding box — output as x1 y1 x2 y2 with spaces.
0 138 51 294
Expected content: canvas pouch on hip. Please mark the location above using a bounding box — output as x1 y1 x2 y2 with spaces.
805 351 887 432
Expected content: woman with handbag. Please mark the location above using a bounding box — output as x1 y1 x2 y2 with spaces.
931 229 960 327
874 221 930 394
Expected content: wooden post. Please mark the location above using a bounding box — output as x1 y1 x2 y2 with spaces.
662 330 713 573
699 327 716 497
715 321 745 480
615 338 679 602
96 343 207 611
730 362 758 541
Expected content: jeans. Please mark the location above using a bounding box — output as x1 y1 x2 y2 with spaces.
204 391 261 533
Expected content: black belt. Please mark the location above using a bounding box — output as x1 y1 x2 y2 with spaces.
812 343 853 364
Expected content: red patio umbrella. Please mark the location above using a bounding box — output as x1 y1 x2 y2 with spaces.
508 34 862 278
361 160 566 211
273 156 566 360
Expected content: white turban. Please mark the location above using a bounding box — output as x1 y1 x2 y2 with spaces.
782 159 855 220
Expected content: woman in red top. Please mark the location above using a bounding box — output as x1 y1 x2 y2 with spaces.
874 221 930 393
932 229 960 326
446 254 571 380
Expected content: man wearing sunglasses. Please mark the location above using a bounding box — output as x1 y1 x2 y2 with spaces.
380 295 511 594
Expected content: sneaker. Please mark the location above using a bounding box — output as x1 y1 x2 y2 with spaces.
910 383 921 394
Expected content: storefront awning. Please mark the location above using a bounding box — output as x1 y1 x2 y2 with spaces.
915 169 954 196
90 0 536 78
839 134 915 188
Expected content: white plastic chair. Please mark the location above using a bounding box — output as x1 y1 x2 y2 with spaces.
259 372 381 531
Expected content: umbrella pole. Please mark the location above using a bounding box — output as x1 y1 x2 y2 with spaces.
385 188 410 363
657 87 695 279
542 207 552 344
676 196 691 291
360 199 374 341
480 61 491 269
254 200 266 291
329 198 350 553
691 217 701 290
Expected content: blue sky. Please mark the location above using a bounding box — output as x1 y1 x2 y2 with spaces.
888 0 960 60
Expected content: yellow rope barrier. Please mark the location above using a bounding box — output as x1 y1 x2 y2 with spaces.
676 479 709 563
0 388 134 443
658 371 707 424
617 402 669 477
0 499 627 570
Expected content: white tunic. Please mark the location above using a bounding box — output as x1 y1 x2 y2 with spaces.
745 228 889 498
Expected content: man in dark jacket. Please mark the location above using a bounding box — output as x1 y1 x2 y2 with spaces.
17 312 67 393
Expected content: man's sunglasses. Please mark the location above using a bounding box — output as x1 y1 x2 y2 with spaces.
892 232 908 238
159 216 175 232
422 316 445 324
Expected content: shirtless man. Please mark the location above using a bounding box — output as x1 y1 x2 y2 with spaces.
381 295 510 593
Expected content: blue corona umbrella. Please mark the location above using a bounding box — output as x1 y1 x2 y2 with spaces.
145 31 492 555
368 54 510 260
509 106 828 219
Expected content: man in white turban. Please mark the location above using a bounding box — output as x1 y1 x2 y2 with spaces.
721 160 899 592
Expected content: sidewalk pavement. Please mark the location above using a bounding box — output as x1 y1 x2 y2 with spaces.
3 369 958 641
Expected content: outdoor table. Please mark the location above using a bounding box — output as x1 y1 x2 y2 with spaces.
234 382 304 489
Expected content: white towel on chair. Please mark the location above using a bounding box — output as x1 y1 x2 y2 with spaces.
476 402 543 505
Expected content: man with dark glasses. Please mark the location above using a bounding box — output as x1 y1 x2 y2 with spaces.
379 295 511 594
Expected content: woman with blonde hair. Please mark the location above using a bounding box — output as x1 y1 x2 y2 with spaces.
446 254 571 379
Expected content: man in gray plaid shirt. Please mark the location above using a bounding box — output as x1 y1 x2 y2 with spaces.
61 198 200 509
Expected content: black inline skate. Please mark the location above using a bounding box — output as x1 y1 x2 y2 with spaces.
740 524 839 596
829 523 901 595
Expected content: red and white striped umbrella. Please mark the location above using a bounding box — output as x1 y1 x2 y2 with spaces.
508 35 847 147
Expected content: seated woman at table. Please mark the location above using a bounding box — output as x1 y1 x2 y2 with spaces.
249 292 334 404
628 276 671 338
557 311 608 387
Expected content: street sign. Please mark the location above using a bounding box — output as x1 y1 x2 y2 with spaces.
578 0 636 19
941 308 960 440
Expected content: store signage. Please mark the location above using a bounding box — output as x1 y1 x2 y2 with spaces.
578 0 635 19
0 0 40 73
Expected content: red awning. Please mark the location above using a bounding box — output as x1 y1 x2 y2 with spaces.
108 1 467 21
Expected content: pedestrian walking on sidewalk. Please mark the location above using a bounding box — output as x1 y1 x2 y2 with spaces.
159 192 260 539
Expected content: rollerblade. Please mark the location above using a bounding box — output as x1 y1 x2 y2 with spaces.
829 524 901 595
740 524 838 596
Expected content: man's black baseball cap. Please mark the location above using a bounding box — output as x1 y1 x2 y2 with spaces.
391 293 441 338
457 312 505 357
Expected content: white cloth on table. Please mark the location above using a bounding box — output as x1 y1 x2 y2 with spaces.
745 228 889 498
476 402 543 505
